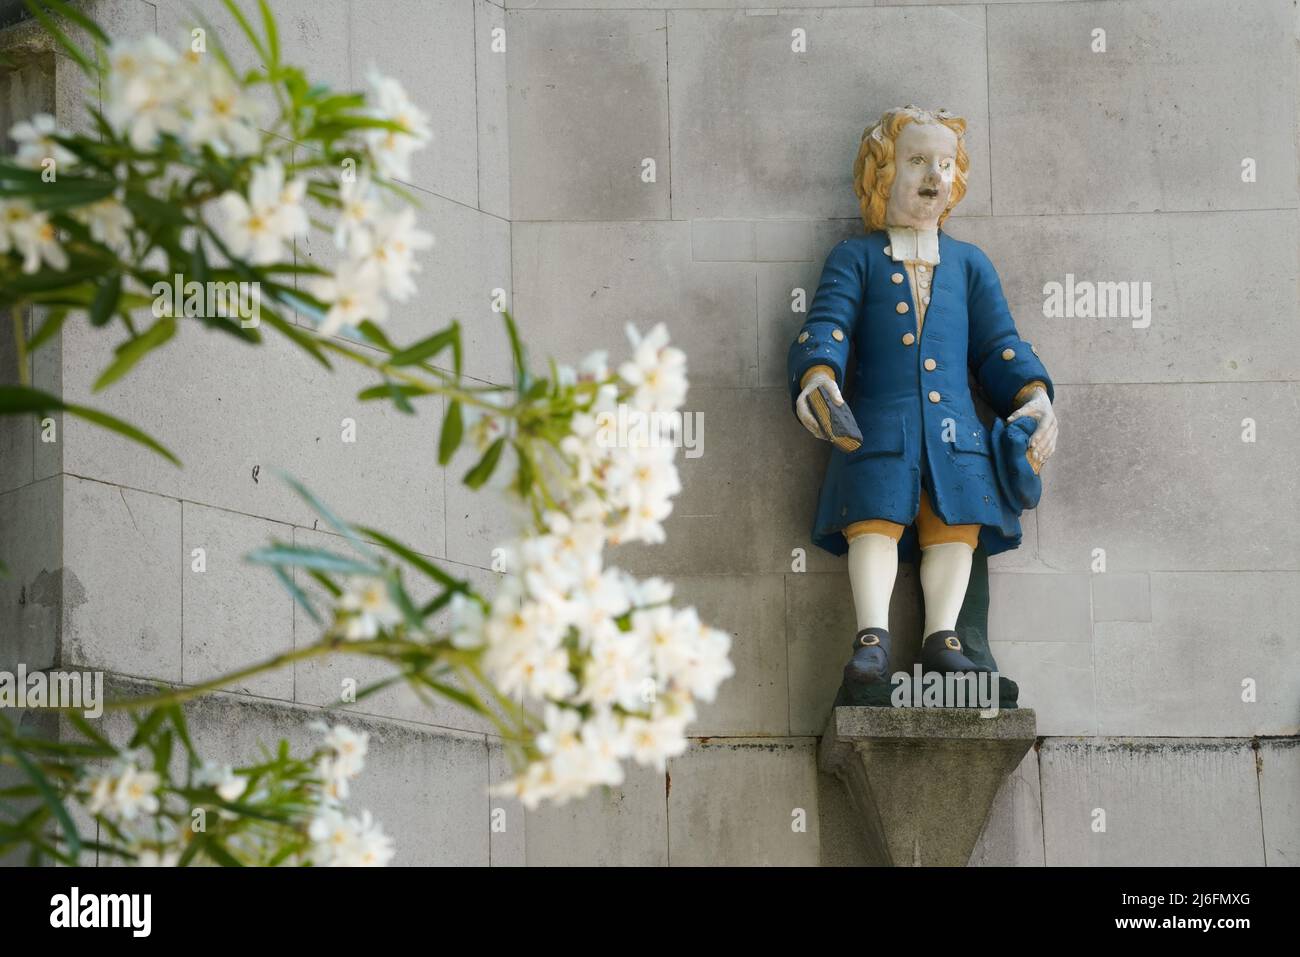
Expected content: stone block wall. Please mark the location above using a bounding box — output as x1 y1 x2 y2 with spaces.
1 0 1296 865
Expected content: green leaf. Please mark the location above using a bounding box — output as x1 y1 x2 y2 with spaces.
0 386 179 463
257 0 280 68
353 525 464 590
357 319 393 351
23 0 96 75
245 545 378 576
219 0 269 64
39 0 110 45
128 707 168 749
463 436 506 490
63 401 180 465
191 236 210 288
500 309 528 391
409 672 488 717
9 746 80 859
387 323 459 367
438 401 463 466
64 712 113 751
270 563 322 625
0 385 58 415
123 191 191 227
386 380 415 415
92 316 175 391
512 439 535 498
356 382 431 403
275 472 375 560
26 307 68 351
89 272 121 328
201 836 245 867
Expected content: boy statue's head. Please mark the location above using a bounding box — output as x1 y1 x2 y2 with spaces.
853 106 970 233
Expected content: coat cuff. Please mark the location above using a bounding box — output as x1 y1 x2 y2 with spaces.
1013 379 1048 408
800 364 836 390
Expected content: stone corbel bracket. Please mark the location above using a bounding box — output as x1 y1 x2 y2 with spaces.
819 706 1038 866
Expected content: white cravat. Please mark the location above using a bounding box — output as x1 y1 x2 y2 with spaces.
885 225 940 266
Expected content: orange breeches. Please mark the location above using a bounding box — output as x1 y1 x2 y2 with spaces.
843 487 980 549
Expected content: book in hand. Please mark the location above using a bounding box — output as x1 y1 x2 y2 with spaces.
808 382 863 454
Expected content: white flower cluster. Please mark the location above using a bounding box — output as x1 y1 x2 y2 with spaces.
1 35 433 342
456 324 734 809
85 752 162 823
75 723 393 867
104 36 263 155
307 722 395 867
311 168 434 336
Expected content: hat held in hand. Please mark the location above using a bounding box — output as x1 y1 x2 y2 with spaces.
991 415 1043 511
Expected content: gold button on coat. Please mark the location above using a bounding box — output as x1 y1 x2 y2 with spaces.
831 329 844 341
901 332 915 346
891 273 904 284
917 264 928 274
896 301 909 314
928 391 941 403
924 358 937 371
797 332 809 343
1002 348 1016 360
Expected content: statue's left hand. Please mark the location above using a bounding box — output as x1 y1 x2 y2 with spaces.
1006 385 1058 468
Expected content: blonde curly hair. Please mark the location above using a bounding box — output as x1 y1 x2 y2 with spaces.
853 106 969 232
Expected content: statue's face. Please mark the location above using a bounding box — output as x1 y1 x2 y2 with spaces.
884 122 959 230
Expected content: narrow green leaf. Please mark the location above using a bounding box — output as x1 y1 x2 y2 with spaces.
23 1 95 75
92 316 175 392
89 272 121 328
26 307 68 351
356 382 431 402
353 525 462 590
437 400 462 466
62 401 180 465
219 0 268 63
9 746 80 859
463 436 506 490
500 309 528 390
270 563 322 625
257 0 280 68
245 545 378 576
356 319 394 351
128 707 168 749
275 472 375 560
409 673 489 717
387 323 458 367
39 0 110 45
202 836 245 867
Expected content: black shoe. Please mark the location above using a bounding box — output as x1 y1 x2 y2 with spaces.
920 630 991 676
843 627 891 685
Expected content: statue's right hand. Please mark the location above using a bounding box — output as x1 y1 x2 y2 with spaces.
795 370 843 441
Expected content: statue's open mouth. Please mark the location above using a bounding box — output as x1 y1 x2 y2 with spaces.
918 187 939 198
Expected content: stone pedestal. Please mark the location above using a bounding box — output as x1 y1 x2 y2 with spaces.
819 706 1037 866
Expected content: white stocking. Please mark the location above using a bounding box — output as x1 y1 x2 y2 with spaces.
847 532 898 632
919 542 974 637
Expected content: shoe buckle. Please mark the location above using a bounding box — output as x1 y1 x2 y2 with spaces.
944 636 962 652
858 633 880 648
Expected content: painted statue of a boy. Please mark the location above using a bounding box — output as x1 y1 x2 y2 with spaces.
788 107 1058 691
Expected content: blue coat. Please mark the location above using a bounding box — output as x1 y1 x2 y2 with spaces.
788 229 1053 557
